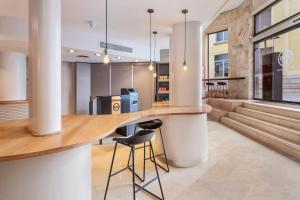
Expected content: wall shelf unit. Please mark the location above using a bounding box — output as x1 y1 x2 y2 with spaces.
155 63 170 102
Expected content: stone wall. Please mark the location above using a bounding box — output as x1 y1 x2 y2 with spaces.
204 0 269 99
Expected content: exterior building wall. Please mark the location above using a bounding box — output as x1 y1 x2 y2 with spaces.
204 0 267 99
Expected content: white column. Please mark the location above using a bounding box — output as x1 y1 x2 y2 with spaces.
171 21 202 106
0 51 27 101
155 21 208 167
28 0 61 135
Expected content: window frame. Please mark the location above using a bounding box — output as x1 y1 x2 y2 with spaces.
254 0 300 35
207 29 229 81
214 54 229 77
215 31 228 43
253 20 300 104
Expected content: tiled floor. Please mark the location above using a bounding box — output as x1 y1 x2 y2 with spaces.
92 120 300 200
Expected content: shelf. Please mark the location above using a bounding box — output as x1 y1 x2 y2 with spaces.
158 79 169 82
158 91 170 94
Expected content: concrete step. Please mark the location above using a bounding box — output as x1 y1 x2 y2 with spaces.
208 107 228 122
207 98 243 111
228 112 300 145
236 107 300 132
243 102 300 120
221 117 300 161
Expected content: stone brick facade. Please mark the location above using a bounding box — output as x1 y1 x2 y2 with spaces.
204 0 268 99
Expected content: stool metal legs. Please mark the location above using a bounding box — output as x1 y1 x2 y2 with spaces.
104 141 164 200
131 146 136 200
150 128 169 172
127 126 170 183
127 145 145 182
104 142 118 200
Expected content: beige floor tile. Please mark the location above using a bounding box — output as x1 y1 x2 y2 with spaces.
92 119 300 200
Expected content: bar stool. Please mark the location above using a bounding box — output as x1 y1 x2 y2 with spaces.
104 129 164 200
216 81 228 98
205 82 215 98
127 119 169 182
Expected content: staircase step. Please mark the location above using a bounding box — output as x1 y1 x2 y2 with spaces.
236 107 300 131
228 112 300 144
221 117 300 161
208 107 228 122
244 102 300 120
207 98 243 111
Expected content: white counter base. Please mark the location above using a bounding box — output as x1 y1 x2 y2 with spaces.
155 114 208 168
0 145 91 200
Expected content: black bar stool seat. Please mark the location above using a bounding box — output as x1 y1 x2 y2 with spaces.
113 130 154 145
206 82 215 86
137 119 162 130
104 130 165 200
217 81 227 86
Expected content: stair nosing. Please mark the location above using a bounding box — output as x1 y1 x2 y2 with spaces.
236 107 300 124
244 102 300 120
229 112 300 136
221 117 300 152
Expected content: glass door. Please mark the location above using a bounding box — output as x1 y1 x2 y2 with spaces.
254 27 300 103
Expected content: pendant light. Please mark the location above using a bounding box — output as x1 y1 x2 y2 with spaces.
103 0 110 64
148 9 154 71
153 31 158 77
182 9 188 71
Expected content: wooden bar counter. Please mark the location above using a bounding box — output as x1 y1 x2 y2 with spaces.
0 104 211 200
0 105 210 161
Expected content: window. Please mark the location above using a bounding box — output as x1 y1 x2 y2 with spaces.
255 0 300 34
254 27 300 103
214 54 228 77
216 30 228 42
207 30 229 79
253 0 300 103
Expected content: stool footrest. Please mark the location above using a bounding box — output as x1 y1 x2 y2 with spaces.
145 153 165 160
135 177 163 200
111 165 132 177
128 166 145 182
150 157 170 173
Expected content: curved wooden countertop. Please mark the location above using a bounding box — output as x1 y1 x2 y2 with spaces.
0 105 211 161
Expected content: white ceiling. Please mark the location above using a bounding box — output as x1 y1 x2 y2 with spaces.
0 0 244 62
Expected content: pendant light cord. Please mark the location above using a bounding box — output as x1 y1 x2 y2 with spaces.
153 32 156 61
105 0 108 49
184 12 187 63
150 12 152 63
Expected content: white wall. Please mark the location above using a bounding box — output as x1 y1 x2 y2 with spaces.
0 51 27 101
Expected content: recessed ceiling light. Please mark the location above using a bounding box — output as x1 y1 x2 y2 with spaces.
117 56 121 60
135 59 139 62
68 49 75 53
95 53 101 57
